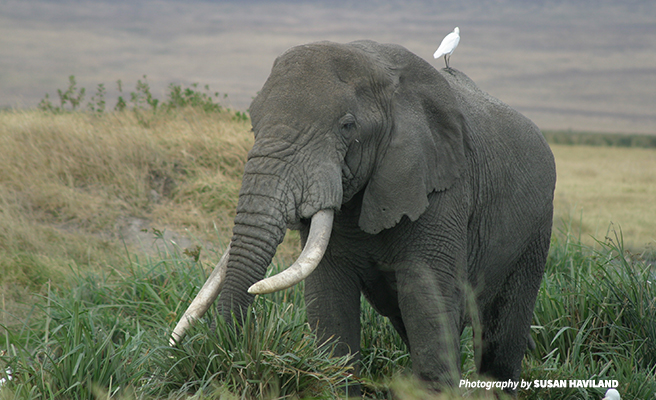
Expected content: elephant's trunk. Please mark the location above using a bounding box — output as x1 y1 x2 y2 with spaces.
170 160 337 344
215 189 289 323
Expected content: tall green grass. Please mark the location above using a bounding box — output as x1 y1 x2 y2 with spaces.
2 226 654 399
523 226 656 399
1 238 353 399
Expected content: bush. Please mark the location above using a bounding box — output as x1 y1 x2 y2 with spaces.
37 75 241 126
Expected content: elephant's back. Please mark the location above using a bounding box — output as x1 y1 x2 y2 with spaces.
439 68 556 245
441 68 555 188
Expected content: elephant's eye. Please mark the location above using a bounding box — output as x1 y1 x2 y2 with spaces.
339 115 357 132
342 122 356 131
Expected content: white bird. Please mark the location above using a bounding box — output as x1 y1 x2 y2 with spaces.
433 27 460 69
602 388 620 400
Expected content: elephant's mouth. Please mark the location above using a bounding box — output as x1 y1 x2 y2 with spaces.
169 209 334 345
248 209 333 294
286 216 310 232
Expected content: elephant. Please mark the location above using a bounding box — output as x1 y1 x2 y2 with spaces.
171 40 556 395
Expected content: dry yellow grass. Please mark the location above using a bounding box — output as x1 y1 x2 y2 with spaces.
0 108 250 233
0 108 311 330
1 109 653 301
551 144 656 251
0 109 252 313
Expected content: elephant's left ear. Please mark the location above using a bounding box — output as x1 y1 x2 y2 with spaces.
359 63 468 234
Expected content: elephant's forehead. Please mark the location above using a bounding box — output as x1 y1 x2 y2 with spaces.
269 44 376 92
250 42 389 128
255 67 353 122
276 42 366 74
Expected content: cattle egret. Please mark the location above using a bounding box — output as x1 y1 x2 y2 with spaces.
433 27 460 69
602 388 620 400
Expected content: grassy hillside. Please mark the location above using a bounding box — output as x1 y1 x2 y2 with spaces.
0 108 241 312
1 100 655 398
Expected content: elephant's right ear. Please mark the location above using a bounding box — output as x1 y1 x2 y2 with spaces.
359 53 468 234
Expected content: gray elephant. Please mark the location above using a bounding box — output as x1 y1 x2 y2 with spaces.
171 40 556 395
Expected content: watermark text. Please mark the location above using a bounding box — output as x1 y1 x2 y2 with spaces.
459 379 619 391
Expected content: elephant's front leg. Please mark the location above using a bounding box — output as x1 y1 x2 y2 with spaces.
304 257 362 395
396 260 464 389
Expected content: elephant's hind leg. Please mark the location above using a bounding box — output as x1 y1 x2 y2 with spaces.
478 235 548 390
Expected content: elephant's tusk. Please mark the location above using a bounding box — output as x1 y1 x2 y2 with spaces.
248 209 334 295
169 243 231 346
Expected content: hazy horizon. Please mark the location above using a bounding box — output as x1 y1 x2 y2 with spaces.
1 0 655 134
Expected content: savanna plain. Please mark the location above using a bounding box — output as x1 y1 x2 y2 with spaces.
1 83 655 399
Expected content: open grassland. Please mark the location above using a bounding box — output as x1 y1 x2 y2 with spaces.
0 108 251 315
1 107 656 399
552 144 656 252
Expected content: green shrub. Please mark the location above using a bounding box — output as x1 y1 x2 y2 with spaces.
38 76 86 114
165 83 224 113
37 75 239 121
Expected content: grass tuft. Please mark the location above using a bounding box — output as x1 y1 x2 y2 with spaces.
524 225 656 399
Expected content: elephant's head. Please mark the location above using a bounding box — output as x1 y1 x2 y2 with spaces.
171 40 468 344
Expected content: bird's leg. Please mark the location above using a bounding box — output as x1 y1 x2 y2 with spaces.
444 54 449 69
